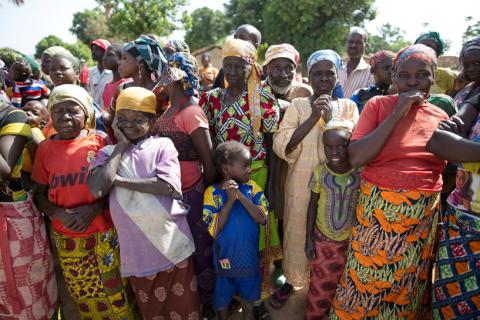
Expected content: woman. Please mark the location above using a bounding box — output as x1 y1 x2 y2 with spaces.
119 35 169 114
454 37 480 107
330 44 449 319
199 38 280 309
428 93 480 319
32 85 137 319
0 95 56 319
154 52 217 314
273 50 358 288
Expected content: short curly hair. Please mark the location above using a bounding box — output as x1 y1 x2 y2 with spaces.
214 140 249 167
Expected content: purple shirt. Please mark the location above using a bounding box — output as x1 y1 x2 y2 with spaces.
91 136 195 277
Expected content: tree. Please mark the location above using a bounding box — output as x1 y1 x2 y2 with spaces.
184 7 231 52
368 23 411 54
463 16 480 43
34 35 93 65
224 0 266 30
259 0 376 66
70 8 110 44
0 47 24 68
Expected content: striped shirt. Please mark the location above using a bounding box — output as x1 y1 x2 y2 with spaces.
11 80 50 108
338 58 374 99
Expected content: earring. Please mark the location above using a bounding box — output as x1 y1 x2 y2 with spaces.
138 69 142 79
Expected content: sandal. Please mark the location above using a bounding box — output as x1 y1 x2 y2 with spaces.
254 302 272 320
269 283 294 309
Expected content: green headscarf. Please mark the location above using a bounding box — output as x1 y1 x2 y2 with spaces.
415 31 445 56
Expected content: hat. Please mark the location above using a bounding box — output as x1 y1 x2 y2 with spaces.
263 43 299 67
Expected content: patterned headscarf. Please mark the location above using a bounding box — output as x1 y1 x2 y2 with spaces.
124 35 168 80
222 38 263 137
460 37 480 65
307 50 343 74
160 52 199 96
164 40 190 54
415 31 445 56
90 39 111 52
48 84 95 129
324 118 355 133
263 43 299 67
116 87 157 115
394 44 437 70
369 50 396 69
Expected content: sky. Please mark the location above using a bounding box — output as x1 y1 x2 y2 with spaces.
0 0 478 56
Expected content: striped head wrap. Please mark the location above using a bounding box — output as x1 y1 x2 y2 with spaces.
48 84 95 129
160 52 199 97
415 31 445 56
164 40 190 55
369 50 395 69
222 38 263 137
394 44 437 70
307 50 343 74
125 35 168 81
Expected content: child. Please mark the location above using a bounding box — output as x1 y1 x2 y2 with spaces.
87 87 200 320
10 59 50 108
351 50 395 113
32 84 137 319
203 140 268 320
102 44 130 111
305 119 360 320
21 99 49 189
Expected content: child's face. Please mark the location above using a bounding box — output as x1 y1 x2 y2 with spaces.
224 149 252 184
116 109 153 143
50 101 86 140
373 57 393 87
23 101 49 128
49 57 78 86
10 63 30 82
323 129 351 166
118 51 139 79
103 47 120 71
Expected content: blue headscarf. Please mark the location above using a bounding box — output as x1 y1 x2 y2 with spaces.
160 52 199 96
307 49 343 74
125 35 168 80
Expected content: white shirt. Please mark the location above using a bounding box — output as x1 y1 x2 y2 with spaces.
338 58 374 99
88 66 113 109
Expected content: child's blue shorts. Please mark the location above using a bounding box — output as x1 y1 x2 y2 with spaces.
213 273 261 310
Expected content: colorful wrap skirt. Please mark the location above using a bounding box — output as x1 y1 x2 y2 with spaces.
53 228 138 320
330 180 440 319
0 196 57 319
432 206 480 319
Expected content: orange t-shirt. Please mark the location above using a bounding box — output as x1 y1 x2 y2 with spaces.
31 132 113 236
352 95 448 191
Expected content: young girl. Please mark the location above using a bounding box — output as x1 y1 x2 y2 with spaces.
87 87 200 320
203 140 268 320
32 84 137 319
305 119 360 319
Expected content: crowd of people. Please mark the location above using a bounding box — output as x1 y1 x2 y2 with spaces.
1 22 480 320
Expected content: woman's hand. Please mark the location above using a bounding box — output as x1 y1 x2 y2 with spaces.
222 179 238 203
311 94 333 122
394 90 425 118
437 116 465 136
112 118 130 147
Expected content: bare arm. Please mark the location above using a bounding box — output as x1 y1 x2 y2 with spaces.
236 191 267 225
0 135 27 183
427 102 480 162
190 127 219 186
305 191 319 261
349 91 424 169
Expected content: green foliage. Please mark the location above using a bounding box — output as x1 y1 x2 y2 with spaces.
224 0 266 29
0 47 24 68
34 35 94 66
367 23 411 54
70 8 110 44
463 16 480 43
260 0 376 66
184 7 231 51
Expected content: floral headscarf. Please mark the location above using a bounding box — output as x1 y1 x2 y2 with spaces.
394 44 437 70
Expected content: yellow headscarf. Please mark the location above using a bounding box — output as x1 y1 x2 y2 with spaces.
222 38 262 137
48 84 95 129
116 87 157 115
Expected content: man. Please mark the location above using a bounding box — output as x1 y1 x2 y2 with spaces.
213 24 262 89
199 53 218 92
338 27 374 99
88 39 112 109
262 43 313 310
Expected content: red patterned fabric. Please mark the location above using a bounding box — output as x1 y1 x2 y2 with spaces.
0 196 57 319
